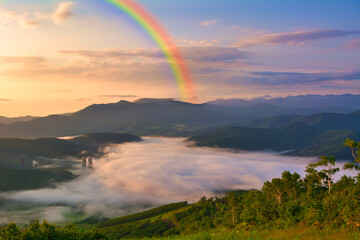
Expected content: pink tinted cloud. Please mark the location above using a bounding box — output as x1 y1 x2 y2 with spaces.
234 29 360 48
342 38 360 49
198 19 219 26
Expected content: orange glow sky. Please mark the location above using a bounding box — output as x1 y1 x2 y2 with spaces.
1 0 359 116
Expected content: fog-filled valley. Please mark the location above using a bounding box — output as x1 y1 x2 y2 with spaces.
0 137 323 225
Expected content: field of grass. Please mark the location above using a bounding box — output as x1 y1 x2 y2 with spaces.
142 228 360 240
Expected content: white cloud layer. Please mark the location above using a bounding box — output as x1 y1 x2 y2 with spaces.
1 138 317 224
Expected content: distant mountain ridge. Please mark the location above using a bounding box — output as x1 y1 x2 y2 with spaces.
207 94 360 110
0 94 358 138
0 115 37 124
237 111 360 131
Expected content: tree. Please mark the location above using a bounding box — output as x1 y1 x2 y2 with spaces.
0 222 21 240
225 192 238 227
343 138 360 175
262 171 302 205
305 156 339 194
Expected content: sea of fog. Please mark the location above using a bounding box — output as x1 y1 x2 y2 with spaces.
0 137 327 224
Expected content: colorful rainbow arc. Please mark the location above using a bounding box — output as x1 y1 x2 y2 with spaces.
105 0 194 102
1 0 195 102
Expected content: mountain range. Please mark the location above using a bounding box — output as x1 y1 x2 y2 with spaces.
0 94 359 138
187 111 360 160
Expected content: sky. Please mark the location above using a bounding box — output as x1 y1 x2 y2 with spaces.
0 0 359 116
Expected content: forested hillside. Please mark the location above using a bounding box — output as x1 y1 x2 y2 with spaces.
0 133 141 191
188 120 360 160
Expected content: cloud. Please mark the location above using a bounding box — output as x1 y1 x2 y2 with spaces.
181 47 251 63
51 2 74 25
1 138 316 224
0 2 74 29
0 56 45 66
198 19 219 26
0 8 38 28
239 70 360 86
57 47 251 64
342 38 360 49
176 39 220 47
57 49 163 60
75 98 92 101
0 98 11 101
97 95 138 98
234 29 360 48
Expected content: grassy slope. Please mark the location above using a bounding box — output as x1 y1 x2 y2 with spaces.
142 228 360 240
95 202 190 239
91 204 360 240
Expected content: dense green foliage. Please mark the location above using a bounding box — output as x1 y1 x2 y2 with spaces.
142 228 360 240
97 202 188 228
188 124 360 159
0 220 107 240
98 220 173 239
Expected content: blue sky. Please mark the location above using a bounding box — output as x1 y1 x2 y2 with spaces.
0 0 359 116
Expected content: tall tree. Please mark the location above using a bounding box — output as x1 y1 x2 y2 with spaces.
305 156 339 193
343 138 360 175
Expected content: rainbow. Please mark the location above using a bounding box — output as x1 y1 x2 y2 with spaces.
2 0 195 101
104 0 194 102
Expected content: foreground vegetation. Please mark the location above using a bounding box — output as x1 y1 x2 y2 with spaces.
1 139 359 239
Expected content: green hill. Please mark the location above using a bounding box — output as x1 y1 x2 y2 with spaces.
187 124 360 160
0 132 141 191
238 111 360 131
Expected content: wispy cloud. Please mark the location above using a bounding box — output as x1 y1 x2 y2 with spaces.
0 8 38 28
0 47 253 89
97 95 138 98
342 38 360 49
176 39 220 47
52 2 74 24
240 70 360 86
0 2 74 29
0 98 12 101
57 47 251 63
0 56 45 66
198 19 219 26
234 29 360 48
37 2 74 25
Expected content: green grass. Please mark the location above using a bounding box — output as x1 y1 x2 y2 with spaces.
141 228 360 240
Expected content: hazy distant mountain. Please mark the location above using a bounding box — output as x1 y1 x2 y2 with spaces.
188 121 360 160
0 115 37 124
0 99 245 138
203 102 341 118
238 111 360 131
207 94 360 114
1 96 358 138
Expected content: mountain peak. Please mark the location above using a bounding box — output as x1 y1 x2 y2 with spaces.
133 98 177 104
